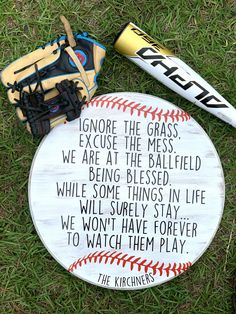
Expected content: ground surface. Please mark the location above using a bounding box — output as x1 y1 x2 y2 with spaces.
0 0 235 313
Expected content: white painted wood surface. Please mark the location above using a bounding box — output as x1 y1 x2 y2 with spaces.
29 92 225 289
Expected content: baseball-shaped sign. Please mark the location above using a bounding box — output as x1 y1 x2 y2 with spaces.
29 92 224 289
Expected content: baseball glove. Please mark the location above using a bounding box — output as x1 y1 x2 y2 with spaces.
0 16 106 136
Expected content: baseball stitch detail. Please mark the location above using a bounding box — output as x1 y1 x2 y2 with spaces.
68 250 192 277
82 95 190 122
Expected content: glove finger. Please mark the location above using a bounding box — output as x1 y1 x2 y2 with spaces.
1 36 67 87
93 44 106 74
8 73 87 104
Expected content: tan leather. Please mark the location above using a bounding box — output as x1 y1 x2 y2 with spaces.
1 39 67 87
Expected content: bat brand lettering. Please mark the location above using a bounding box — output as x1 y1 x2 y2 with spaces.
136 47 228 109
131 27 164 51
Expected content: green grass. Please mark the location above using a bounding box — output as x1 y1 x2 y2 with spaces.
0 0 235 313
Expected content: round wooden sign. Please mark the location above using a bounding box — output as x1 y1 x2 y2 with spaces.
29 92 225 289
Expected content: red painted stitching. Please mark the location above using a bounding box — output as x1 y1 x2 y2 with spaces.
68 250 192 277
83 95 190 122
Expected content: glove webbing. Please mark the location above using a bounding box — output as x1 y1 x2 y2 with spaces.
18 79 85 136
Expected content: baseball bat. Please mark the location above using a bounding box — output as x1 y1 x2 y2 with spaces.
114 22 236 128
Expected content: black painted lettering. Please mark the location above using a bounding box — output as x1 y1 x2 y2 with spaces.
61 215 75 230
62 149 76 163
